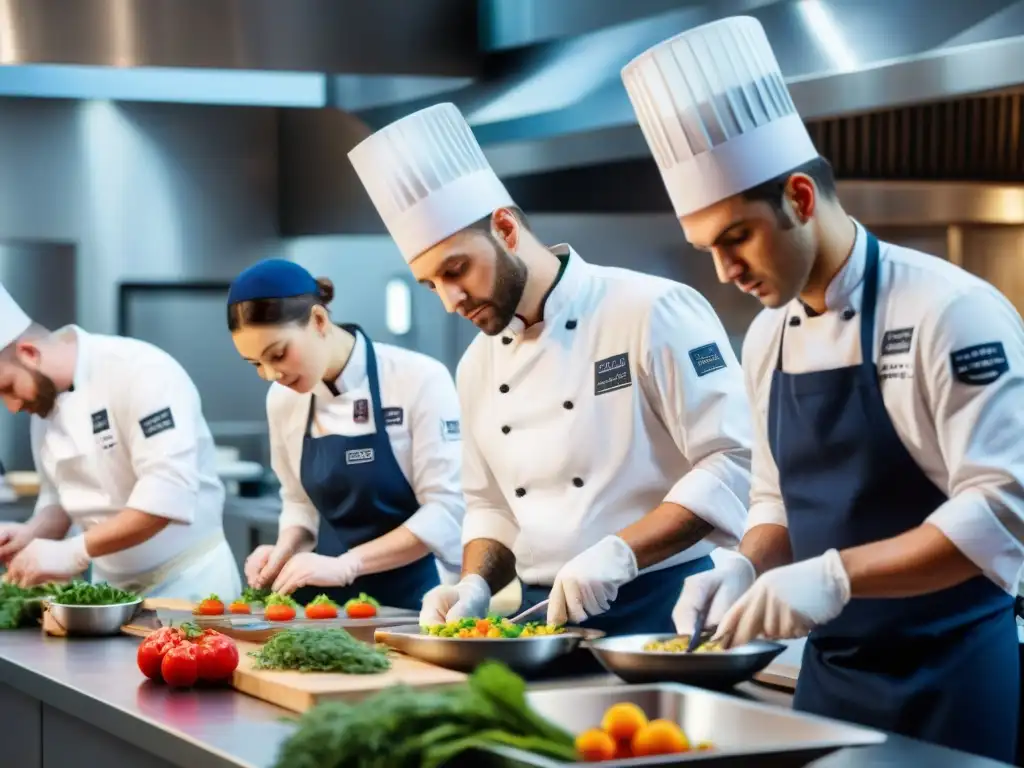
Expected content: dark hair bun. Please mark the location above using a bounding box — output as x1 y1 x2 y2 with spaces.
315 277 335 305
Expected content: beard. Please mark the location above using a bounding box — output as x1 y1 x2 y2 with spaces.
21 367 58 418
462 238 528 336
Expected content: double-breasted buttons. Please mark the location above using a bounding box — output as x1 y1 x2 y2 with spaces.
565 319 577 330
515 487 526 497
499 384 509 393
572 477 584 488
789 316 801 327
501 336 513 345
841 308 857 321
563 400 574 410
501 425 511 434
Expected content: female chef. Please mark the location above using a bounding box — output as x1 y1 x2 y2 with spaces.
228 259 464 610
624 16 1024 763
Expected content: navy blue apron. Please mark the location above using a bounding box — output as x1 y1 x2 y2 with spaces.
518 555 713 636
293 325 439 611
769 232 1018 762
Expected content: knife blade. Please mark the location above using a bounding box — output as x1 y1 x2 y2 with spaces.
686 602 711 653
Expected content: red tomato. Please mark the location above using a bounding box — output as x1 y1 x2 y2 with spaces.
265 604 295 622
345 602 377 619
304 602 338 620
136 627 183 681
161 643 199 688
194 633 240 682
194 596 225 616
228 601 250 614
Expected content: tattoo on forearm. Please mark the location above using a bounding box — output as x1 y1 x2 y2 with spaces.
462 539 517 592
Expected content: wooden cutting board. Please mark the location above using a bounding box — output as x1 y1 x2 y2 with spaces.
231 641 466 713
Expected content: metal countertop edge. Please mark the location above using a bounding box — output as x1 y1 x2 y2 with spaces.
0 644 258 768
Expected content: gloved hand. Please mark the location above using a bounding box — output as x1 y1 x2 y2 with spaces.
272 551 362 595
547 535 639 626
245 544 293 589
419 574 491 625
0 522 34 564
714 548 851 647
672 548 756 635
6 535 91 587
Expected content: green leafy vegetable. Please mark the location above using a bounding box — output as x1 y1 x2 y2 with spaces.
343 592 379 609
0 581 56 629
249 628 391 674
241 586 271 604
265 592 301 608
270 661 577 768
48 580 140 606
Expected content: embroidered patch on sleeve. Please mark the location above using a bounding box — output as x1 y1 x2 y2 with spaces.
139 408 175 438
688 343 727 377
950 342 1009 385
441 419 461 442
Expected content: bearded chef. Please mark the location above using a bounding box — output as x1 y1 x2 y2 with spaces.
622 16 1023 761
348 103 753 634
0 283 241 599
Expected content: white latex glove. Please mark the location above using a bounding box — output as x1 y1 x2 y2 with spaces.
6 535 91 587
0 523 34 565
271 551 362 595
246 544 293 589
672 548 756 635
715 549 851 648
419 574 491 625
547 535 639 626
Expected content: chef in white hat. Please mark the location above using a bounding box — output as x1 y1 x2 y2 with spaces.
623 15 1024 761
348 102 753 636
0 282 240 599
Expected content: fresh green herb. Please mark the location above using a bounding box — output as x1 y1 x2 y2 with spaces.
241 586 271 604
265 592 301 608
249 628 391 674
343 592 379 609
271 661 577 768
48 580 140 606
308 594 337 607
0 581 56 629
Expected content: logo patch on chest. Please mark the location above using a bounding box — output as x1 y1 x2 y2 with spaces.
383 407 404 426
353 399 369 424
688 343 727 377
345 448 375 465
594 353 631 395
139 408 175 439
950 342 1009 386
881 327 914 356
91 409 110 434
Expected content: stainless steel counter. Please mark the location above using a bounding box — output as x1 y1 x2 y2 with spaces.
0 629 1012 768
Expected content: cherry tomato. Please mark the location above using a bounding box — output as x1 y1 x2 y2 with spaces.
228 601 250 614
161 643 199 688
194 633 240 682
304 595 338 620
194 594 225 616
345 602 377 619
265 603 296 622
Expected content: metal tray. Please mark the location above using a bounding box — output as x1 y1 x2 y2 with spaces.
495 683 886 766
586 634 785 689
152 606 418 643
375 623 605 674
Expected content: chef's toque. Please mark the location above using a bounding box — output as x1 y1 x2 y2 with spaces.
348 103 515 263
621 16 819 218
0 282 31 351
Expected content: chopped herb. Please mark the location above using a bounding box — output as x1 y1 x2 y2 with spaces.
271 661 577 768
249 628 391 674
48 580 140 606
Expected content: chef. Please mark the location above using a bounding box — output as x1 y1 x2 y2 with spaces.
228 259 464 609
0 282 241 599
348 102 753 634
623 16 1023 761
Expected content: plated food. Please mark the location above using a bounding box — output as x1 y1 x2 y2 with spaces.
575 702 713 762
642 635 724 653
424 615 566 638
264 593 300 622
343 592 378 619
248 627 391 674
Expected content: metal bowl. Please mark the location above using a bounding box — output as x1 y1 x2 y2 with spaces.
375 623 605 674
586 633 785 689
47 599 144 636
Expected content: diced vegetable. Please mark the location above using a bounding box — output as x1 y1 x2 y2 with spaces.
423 614 565 639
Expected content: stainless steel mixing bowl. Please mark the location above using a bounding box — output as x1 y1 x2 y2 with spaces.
47 598 144 636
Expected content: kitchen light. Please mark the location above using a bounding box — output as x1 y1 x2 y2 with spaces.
385 277 412 336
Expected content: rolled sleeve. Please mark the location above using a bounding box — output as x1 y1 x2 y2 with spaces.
267 390 320 540
402 361 466 568
643 287 754 547
457 356 520 553
124 364 202 524
920 288 1024 593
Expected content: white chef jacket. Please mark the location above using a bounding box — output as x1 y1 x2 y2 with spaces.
744 220 1024 594
31 327 239 599
459 245 753 586
268 332 465 578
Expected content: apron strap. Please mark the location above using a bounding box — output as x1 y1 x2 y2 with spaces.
340 324 387 430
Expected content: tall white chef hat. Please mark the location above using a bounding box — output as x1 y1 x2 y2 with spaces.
0 282 31 351
348 103 515 263
621 16 819 218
